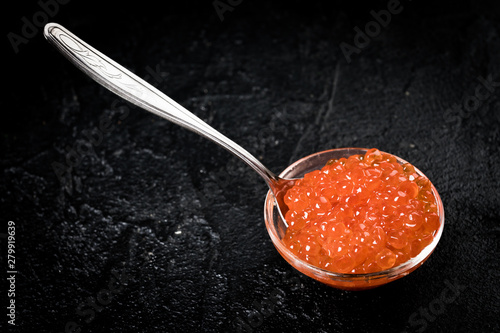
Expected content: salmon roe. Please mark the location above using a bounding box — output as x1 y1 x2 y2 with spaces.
282 148 440 274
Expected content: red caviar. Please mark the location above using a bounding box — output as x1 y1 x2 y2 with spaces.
282 148 440 274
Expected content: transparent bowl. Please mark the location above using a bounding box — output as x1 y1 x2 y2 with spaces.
264 148 445 290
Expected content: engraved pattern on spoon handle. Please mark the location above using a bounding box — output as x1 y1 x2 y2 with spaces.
44 23 277 184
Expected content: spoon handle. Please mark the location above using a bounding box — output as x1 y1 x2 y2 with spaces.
44 23 277 184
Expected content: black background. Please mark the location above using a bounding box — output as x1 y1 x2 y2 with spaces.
2 0 499 332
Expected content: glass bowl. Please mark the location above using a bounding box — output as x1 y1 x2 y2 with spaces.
264 148 445 290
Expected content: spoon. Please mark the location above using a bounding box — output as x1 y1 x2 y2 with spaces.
44 23 295 223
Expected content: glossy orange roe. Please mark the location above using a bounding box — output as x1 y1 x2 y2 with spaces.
282 148 440 274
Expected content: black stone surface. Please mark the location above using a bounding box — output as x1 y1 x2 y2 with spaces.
2 0 499 332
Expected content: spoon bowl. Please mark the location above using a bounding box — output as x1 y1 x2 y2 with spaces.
264 148 445 290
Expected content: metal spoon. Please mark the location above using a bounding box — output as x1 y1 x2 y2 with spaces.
44 22 295 222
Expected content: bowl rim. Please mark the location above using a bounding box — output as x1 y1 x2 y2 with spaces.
264 147 445 280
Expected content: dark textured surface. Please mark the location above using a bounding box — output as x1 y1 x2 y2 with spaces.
2 0 499 332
